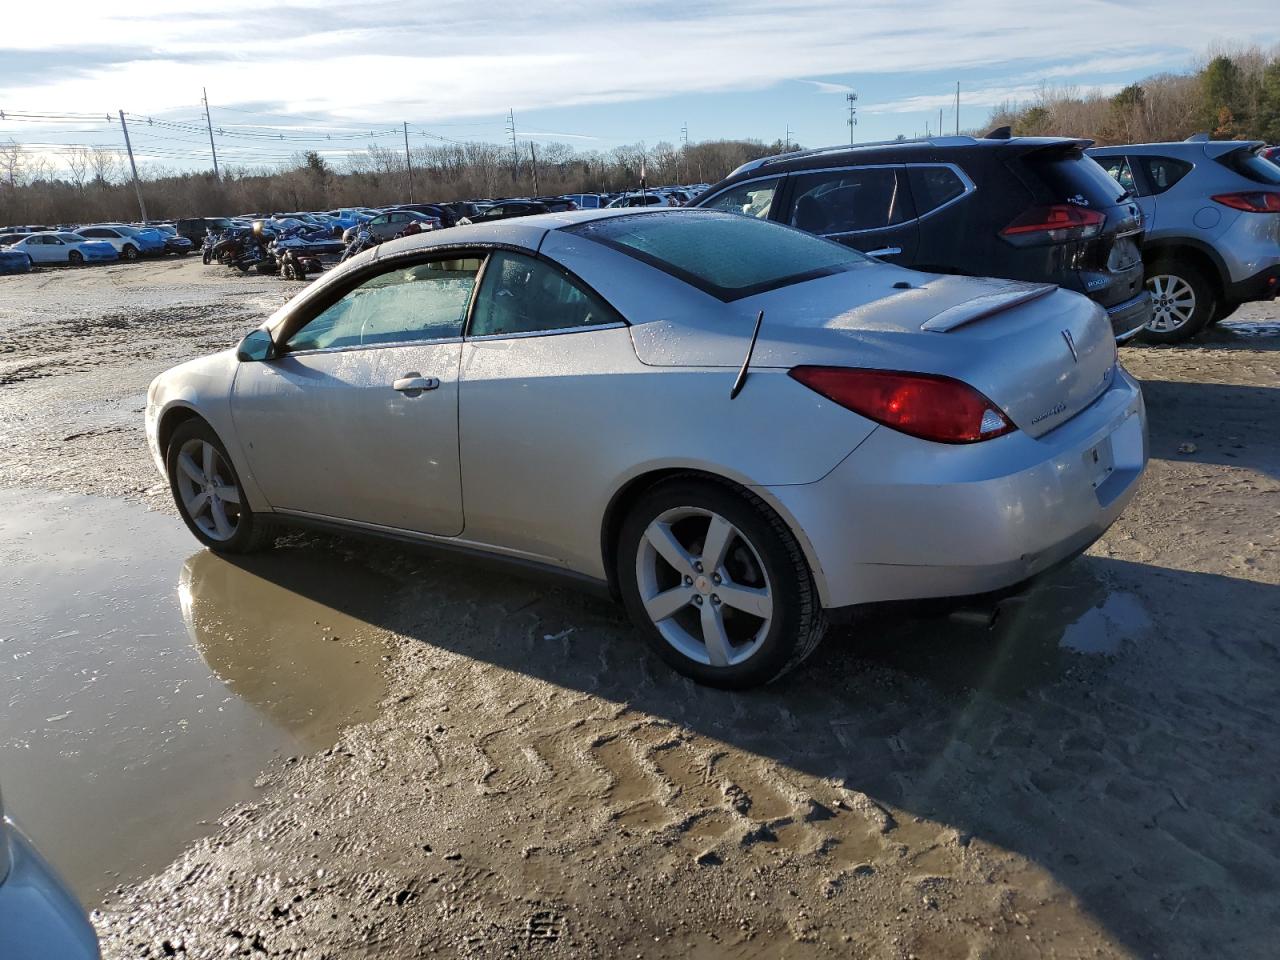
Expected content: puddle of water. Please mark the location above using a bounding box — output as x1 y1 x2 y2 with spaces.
0 487 393 905
841 561 1153 698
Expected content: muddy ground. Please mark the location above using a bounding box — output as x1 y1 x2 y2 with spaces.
1 258 1278 960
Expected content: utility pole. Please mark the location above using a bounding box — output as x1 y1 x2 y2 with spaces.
403 121 414 202
939 108 943 138
528 141 540 195
118 110 147 222
679 122 688 183
202 87 220 180
785 124 793 151
846 92 858 145
956 81 961 135
506 108 519 184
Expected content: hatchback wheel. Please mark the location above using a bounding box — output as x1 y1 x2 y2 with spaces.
167 419 273 553
618 479 825 688
1143 260 1213 343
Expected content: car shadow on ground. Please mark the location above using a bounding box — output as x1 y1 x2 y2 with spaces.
1139 378 1280 479
187 537 1280 959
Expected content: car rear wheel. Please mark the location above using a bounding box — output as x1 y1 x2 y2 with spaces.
1143 260 1214 343
68 250 84 265
167 419 273 554
618 478 826 688
122 244 139 261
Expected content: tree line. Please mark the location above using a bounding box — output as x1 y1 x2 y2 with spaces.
0 136 793 226
985 44 1280 145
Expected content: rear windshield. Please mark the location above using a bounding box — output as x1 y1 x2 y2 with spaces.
1024 149 1129 206
1216 149 1280 185
566 210 866 301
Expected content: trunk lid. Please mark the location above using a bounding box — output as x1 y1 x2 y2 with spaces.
630 268 1117 439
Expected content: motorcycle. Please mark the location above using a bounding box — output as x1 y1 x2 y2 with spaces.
339 227 381 263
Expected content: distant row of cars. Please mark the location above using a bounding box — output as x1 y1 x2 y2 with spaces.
0 222 194 274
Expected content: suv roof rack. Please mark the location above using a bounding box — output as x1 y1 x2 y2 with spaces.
728 134 985 179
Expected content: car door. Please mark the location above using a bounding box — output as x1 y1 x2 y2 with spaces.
781 165 920 264
26 237 58 263
230 252 484 536
1131 155 1196 237
457 248 634 561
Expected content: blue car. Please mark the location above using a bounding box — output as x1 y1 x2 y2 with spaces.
326 208 372 235
0 791 100 959
0 249 32 275
76 225 167 260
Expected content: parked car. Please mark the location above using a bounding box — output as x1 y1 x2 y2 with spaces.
1 232 118 265
607 192 673 208
76 224 166 260
326 209 372 235
0 788 101 959
146 208 1147 688
458 200 557 224
340 210 439 244
175 218 236 249
147 224 194 257
0 248 33 274
693 132 1152 342
392 203 459 228
1090 138 1280 340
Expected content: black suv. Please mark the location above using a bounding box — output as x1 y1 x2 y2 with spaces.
692 133 1151 340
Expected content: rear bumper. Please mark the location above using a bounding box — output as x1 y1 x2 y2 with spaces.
764 367 1147 610
0 821 100 960
1225 263 1280 305
1106 291 1152 341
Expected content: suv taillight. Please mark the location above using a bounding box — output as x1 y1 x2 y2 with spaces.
1211 191 1280 213
788 367 1016 444
1000 204 1105 245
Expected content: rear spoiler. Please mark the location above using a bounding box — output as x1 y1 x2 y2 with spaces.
921 284 1058 332
1201 140 1265 159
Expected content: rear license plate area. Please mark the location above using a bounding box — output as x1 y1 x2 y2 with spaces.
1085 436 1116 489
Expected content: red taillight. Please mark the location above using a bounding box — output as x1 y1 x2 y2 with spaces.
1211 191 1280 213
789 367 1016 444
1000 204 1105 245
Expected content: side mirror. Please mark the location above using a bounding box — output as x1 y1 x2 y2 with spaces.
236 329 275 362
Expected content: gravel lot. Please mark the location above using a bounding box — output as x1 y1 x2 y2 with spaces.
2 258 1278 960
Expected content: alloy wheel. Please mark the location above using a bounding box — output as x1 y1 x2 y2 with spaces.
1146 274 1196 333
174 438 243 541
634 507 773 668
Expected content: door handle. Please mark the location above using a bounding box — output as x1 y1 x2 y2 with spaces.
392 374 439 395
865 246 902 258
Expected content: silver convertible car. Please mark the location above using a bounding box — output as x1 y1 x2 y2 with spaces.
147 209 1148 687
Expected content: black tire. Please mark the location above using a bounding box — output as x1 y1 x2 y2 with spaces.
202 247 213 265
178 249 190 257
122 244 139 261
617 477 826 688
166 418 273 554
68 250 84 265
1142 258 1214 343
1209 299 1240 326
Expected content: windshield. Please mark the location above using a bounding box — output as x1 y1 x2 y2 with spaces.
567 210 867 301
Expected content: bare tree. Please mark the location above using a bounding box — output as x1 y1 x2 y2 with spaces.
0 139 25 189
89 146 121 186
66 146 91 191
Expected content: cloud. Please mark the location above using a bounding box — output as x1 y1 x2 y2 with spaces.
1 0 1276 130
864 82 1128 115
798 79 856 95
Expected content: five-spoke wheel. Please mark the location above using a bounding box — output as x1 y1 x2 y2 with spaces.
166 419 273 553
619 478 825 687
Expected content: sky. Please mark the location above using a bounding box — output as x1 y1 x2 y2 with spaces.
3 0 1279 175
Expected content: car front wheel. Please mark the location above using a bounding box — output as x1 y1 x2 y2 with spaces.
122 244 139 261
167 419 273 553
618 478 826 688
68 250 84 265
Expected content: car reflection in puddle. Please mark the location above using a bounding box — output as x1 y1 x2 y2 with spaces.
834 560 1153 698
0 488 391 906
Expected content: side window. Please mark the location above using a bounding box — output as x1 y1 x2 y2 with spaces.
787 167 913 235
389 212 409 223
285 257 483 352
907 166 969 215
1097 156 1138 195
469 251 622 337
702 179 781 220
1136 156 1192 194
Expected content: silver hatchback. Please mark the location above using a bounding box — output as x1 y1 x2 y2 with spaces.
1091 139 1280 341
